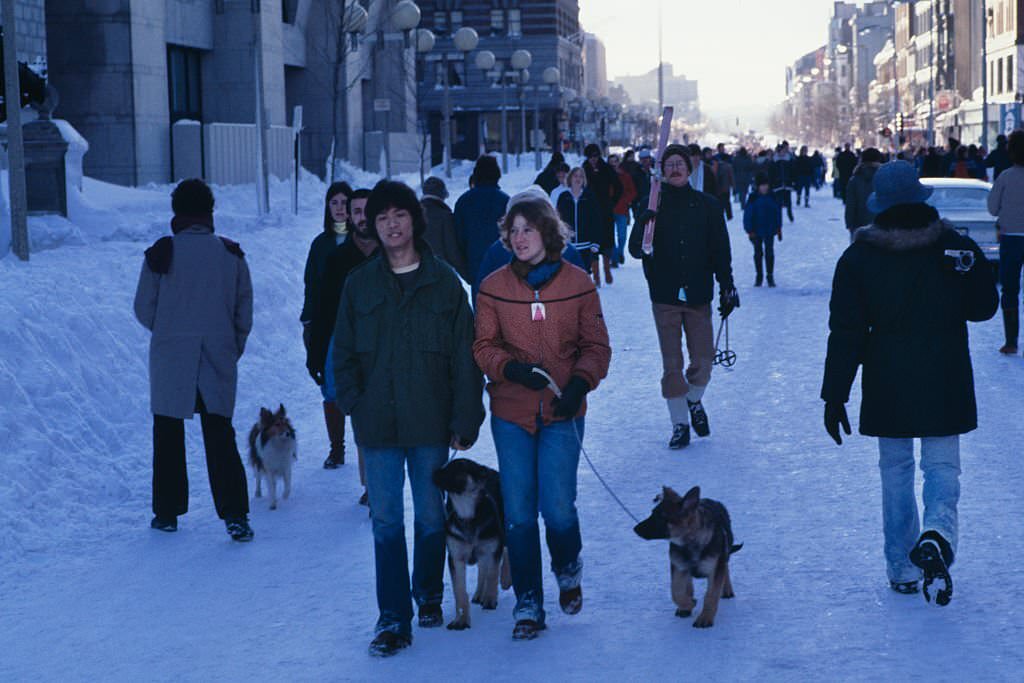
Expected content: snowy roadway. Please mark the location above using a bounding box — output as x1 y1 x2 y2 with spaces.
2 173 1023 680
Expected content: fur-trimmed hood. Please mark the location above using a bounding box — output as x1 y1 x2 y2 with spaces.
853 219 950 251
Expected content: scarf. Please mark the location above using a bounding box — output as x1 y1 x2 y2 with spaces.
170 214 214 234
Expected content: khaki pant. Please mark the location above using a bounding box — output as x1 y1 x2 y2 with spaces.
652 302 714 399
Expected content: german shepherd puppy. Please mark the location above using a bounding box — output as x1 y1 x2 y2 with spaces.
634 486 742 628
247 405 297 510
432 458 512 630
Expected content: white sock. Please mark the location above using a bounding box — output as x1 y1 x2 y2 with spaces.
668 397 689 427
686 385 707 404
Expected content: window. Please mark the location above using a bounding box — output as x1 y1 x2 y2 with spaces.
508 9 521 37
1009 55 1015 92
450 10 463 30
491 9 505 35
998 58 1004 94
434 11 448 35
282 0 298 23
167 45 202 123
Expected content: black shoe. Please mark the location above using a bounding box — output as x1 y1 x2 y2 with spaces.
512 619 546 640
754 275 763 287
322 452 343 469
150 516 177 532
688 400 710 437
889 580 919 594
669 423 690 449
559 586 582 615
767 276 776 288
910 531 954 605
418 604 443 628
368 631 411 657
225 516 254 542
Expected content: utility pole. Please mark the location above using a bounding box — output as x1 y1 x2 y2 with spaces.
982 0 989 149
657 0 664 113
252 1 270 216
2 0 28 261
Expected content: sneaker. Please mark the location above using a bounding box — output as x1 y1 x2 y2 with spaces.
225 516 254 542
150 516 177 532
909 531 954 606
999 344 1018 355
368 631 410 657
889 580 919 594
688 400 710 437
512 619 546 640
669 424 690 449
559 586 582 615
418 604 443 628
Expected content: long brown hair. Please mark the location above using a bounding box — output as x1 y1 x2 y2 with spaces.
499 197 570 267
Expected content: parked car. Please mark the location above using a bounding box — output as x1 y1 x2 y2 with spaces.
920 178 998 265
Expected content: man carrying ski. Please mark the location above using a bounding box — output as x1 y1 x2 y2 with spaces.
628 144 739 449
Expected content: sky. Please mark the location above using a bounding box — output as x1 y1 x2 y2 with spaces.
579 0 838 127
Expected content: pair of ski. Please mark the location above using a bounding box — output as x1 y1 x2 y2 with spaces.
640 106 674 256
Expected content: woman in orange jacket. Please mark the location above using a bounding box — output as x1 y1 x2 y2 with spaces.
473 192 611 641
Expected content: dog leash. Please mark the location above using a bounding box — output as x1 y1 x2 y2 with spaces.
531 368 641 525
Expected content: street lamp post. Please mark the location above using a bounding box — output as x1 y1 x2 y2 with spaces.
535 67 560 171
510 49 532 169
475 50 496 159
439 27 479 178
385 0 422 178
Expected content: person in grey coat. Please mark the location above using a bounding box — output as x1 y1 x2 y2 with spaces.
420 176 468 279
133 179 255 542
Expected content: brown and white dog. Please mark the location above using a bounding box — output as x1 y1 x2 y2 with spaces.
634 486 742 628
247 405 297 510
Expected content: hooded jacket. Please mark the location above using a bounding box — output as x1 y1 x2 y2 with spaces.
822 208 998 437
844 162 881 231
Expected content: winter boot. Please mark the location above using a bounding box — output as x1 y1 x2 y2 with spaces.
909 531 954 606
225 516 254 542
603 255 614 284
754 274 763 287
368 631 411 657
1000 308 1019 354
590 259 602 287
767 274 776 288
688 400 710 437
150 516 177 532
669 424 690 449
418 604 443 628
512 619 547 640
559 586 582 615
322 401 346 468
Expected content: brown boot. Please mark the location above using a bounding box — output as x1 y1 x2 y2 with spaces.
590 259 601 287
322 401 345 468
603 254 614 284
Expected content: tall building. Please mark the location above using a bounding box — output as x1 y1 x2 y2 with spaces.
613 64 699 123
45 0 422 185
415 0 584 164
986 0 1024 132
849 2 894 137
582 32 607 99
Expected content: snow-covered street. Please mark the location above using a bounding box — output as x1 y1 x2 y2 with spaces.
3 170 1024 681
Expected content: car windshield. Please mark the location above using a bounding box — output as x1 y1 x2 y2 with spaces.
924 187 989 211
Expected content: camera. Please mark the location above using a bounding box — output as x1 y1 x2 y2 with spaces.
943 249 975 273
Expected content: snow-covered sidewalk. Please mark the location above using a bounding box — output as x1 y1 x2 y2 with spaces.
3 177 1023 681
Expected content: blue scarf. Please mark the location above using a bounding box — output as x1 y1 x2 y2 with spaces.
524 260 562 290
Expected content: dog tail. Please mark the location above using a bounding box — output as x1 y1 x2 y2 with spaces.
247 423 264 471
729 543 743 555
500 547 512 591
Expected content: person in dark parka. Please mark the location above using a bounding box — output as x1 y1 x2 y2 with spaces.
133 178 254 542
420 176 467 279
301 182 353 347
333 180 485 657
583 143 623 284
821 161 998 601
844 147 884 240
454 155 510 289
533 151 566 195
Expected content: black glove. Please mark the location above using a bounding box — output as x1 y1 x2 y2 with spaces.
719 288 740 318
552 376 590 419
636 208 657 226
503 361 552 391
824 402 851 445
307 363 324 386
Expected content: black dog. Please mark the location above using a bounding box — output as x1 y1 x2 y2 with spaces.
432 458 512 630
635 486 742 628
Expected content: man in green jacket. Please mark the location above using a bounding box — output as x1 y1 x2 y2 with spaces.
333 180 484 658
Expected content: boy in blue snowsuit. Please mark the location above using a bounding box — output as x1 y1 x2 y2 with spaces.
743 173 783 287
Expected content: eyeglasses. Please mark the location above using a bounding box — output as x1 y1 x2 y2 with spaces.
664 161 688 170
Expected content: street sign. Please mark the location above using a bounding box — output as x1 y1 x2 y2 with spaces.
373 98 391 112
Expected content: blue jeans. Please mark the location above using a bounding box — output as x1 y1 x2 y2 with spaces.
492 416 584 624
878 436 960 582
320 335 336 402
999 234 1024 310
613 213 629 263
363 445 448 637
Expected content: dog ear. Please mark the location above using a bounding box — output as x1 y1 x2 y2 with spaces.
276 403 286 416
260 407 272 421
681 486 701 513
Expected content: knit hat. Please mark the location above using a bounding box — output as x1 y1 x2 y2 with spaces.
866 160 933 214
507 185 550 209
422 176 448 200
637 148 652 159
